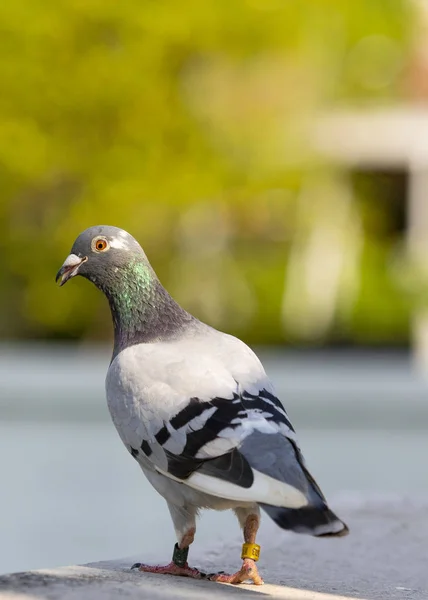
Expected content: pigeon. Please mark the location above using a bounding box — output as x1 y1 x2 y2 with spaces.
56 225 348 585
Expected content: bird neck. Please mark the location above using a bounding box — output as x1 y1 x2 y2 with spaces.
100 258 194 355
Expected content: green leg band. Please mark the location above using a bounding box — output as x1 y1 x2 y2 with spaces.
172 543 189 568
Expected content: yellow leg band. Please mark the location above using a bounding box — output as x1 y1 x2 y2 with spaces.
241 543 260 561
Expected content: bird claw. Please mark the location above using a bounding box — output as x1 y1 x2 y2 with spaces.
130 561 205 579
208 559 264 585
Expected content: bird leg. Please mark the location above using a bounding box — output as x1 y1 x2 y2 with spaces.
131 527 206 579
209 512 264 585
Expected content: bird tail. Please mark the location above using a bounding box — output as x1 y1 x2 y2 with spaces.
259 441 349 537
259 502 349 537
261 444 349 537
241 431 349 536
238 430 349 536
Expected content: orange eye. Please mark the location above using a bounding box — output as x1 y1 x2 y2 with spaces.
92 238 109 252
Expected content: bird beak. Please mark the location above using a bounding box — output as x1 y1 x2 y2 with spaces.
56 254 87 286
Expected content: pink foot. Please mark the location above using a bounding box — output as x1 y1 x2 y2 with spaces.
208 558 264 585
131 561 205 579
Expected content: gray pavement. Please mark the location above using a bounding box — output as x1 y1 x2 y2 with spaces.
0 496 426 600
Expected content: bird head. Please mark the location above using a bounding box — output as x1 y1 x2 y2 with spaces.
55 225 145 287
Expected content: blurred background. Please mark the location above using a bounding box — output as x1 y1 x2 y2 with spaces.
1 0 428 577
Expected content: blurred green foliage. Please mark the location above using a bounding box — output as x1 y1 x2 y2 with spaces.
0 0 417 344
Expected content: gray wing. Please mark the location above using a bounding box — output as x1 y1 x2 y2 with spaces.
144 387 297 483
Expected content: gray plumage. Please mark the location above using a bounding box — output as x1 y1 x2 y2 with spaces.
56 225 348 546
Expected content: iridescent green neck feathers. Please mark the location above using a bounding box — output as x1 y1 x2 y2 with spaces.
99 258 195 355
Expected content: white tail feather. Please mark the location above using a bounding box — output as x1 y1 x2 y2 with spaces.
156 465 308 508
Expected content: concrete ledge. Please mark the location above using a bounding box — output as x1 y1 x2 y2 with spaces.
0 567 365 600
1 496 426 600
